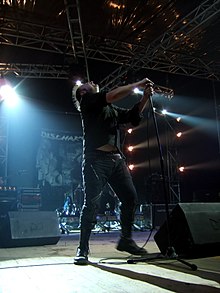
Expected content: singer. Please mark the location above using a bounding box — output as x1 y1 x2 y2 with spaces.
72 78 154 265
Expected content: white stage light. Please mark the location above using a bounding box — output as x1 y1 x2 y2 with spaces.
76 80 82 86
162 109 167 115
0 84 19 107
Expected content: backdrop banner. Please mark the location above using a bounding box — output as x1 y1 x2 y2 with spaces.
36 129 83 210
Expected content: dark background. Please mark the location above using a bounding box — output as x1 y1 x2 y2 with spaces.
0 1 220 208
3 70 220 206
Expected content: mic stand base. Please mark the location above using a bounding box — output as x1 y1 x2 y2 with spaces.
127 246 197 271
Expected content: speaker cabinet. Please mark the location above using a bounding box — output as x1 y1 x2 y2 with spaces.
152 204 176 228
0 211 60 248
154 203 220 257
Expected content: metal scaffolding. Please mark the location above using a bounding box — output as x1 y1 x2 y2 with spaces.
64 0 90 81
99 0 220 90
0 0 219 81
0 0 219 194
0 115 8 184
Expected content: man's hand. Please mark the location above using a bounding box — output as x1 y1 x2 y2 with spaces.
135 78 154 89
106 77 154 103
144 83 154 97
138 82 154 113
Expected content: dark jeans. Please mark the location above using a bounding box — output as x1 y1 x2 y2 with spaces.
80 151 138 237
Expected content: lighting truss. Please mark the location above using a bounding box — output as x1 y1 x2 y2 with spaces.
99 0 220 90
0 116 8 183
0 63 70 79
64 0 90 81
0 0 219 81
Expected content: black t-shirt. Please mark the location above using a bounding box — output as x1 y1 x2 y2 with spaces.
80 91 143 154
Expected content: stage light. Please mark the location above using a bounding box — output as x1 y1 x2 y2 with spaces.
0 84 19 107
133 87 143 94
128 146 134 152
133 87 139 94
176 117 181 122
75 80 82 86
127 128 133 134
176 132 182 138
179 166 185 172
128 164 134 170
161 109 167 115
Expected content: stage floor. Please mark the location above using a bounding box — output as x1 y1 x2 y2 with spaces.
0 230 220 293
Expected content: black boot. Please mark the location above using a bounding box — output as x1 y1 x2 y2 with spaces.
74 229 91 265
116 224 148 256
116 237 148 255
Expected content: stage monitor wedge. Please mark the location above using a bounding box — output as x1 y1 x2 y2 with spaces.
0 211 61 248
154 203 220 258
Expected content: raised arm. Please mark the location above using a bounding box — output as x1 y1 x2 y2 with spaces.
106 78 153 103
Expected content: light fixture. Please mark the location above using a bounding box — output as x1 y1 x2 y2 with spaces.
75 80 82 86
0 84 19 107
128 164 134 170
133 87 140 94
128 146 134 152
179 166 185 172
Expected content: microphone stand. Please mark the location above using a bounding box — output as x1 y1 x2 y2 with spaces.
127 93 197 271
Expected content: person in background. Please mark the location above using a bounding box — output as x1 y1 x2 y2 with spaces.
72 78 154 265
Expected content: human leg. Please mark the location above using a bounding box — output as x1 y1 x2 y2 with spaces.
74 228 92 265
74 157 110 264
109 159 148 255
